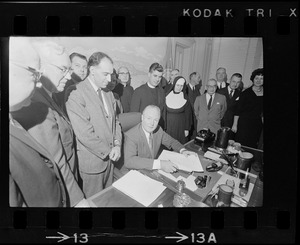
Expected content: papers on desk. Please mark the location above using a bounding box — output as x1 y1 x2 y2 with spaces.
158 150 204 172
158 170 198 192
203 151 228 164
112 170 166 207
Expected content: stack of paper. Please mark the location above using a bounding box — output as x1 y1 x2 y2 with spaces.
158 150 204 172
112 170 166 207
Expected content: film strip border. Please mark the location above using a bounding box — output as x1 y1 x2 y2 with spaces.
0 3 298 36
0 1 298 244
2 208 292 243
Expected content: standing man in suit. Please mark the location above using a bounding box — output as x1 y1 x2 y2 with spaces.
124 105 196 173
186 72 202 140
66 52 122 198
9 37 67 207
130 63 166 128
12 40 88 207
217 73 242 130
216 67 228 91
194 78 227 135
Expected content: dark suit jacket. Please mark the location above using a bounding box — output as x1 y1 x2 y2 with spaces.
194 93 227 135
11 87 84 207
10 121 67 207
217 87 241 127
186 84 201 106
124 123 184 170
65 77 122 174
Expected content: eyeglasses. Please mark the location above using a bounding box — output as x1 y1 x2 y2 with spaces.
45 62 71 77
11 61 43 81
118 72 129 75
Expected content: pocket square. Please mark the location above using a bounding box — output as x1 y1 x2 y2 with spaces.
236 97 239 101
216 102 220 105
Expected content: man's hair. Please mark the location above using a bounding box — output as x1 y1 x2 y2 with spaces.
172 69 180 73
216 67 226 73
142 105 161 116
88 52 113 68
69 52 87 62
149 63 163 73
189 71 200 80
231 73 242 80
118 66 130 74
250 68 263 81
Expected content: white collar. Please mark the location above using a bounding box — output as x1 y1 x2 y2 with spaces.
206 93 215 100
147 82 156 89
189 83 195 90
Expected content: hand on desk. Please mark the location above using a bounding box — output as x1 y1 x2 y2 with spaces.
160 160 178 173
109 146 121 161
181 150 197 158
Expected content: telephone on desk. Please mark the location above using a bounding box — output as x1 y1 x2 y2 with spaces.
194 128 216 145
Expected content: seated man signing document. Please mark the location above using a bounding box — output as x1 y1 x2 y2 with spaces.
124 105 196 173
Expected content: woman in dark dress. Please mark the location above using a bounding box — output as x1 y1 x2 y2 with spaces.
232 68 263 148
165 76 193 144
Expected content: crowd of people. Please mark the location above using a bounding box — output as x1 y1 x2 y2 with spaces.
9 37 263 207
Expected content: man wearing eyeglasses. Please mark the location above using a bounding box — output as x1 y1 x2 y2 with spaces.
112 66 134 113
12 40 89 207
9 37 68 207
194 78 227 135
65 52 122 198
53 52 88 115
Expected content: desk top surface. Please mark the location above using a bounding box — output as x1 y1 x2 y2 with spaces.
88 140 263 208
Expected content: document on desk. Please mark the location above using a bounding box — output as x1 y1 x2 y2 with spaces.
112 170 166 207
158 150 204 172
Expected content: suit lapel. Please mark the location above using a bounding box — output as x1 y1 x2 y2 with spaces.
10 122 52 160
202 94 209 112
83 80 114 132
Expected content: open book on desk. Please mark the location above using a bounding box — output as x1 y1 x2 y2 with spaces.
158 150 204 172
112 170 166 207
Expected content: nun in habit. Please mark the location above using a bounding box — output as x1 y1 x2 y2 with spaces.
165 76 193 144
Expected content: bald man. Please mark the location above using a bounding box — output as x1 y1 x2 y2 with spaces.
9 37 68 207
12 40 88 207
124 105 196 173
194 79 227 135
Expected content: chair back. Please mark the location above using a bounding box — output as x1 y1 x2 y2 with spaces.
118 112 142 132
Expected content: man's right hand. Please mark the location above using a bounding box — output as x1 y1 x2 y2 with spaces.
160 160 178 173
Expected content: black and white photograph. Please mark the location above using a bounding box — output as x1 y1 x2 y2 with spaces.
9 36 264 208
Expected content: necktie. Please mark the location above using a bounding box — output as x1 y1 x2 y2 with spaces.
149 133 154 155
98 89 110 116
207 95 213 110
229 89 233 98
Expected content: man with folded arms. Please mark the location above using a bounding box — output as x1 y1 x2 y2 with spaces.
124 105 196 173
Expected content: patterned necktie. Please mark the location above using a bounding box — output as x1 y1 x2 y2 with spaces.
229 89 233 99
207 95 213 110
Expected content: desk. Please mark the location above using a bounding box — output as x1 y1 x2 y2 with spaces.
88 140 263 207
